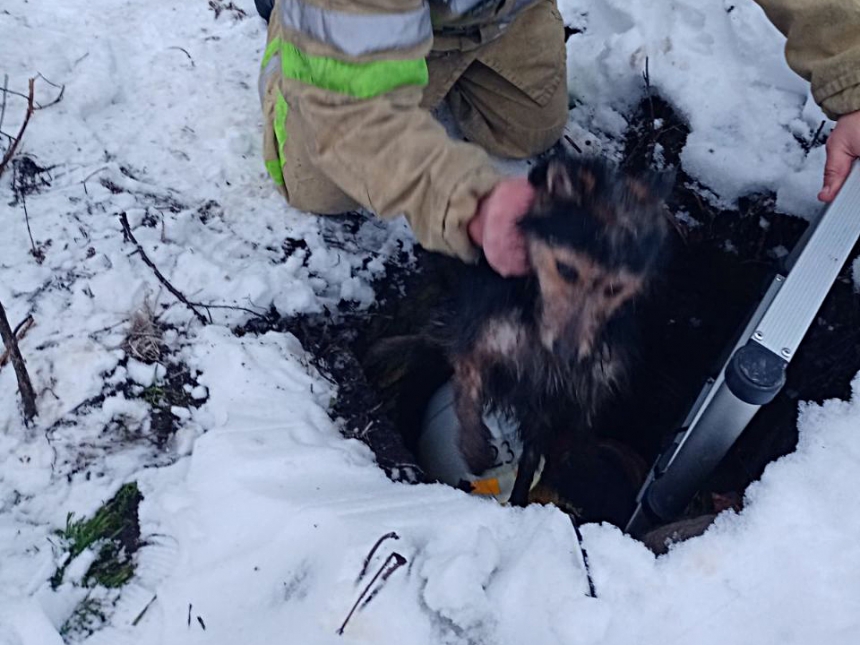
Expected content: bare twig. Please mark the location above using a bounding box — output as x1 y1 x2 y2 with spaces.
12 314 34 338
356 532 399 584
34 73 65 110
168 47 196 68
0 89 35 106
0 300 38 423
338 552 407 635
118 212 209 324
643 57 654 125
808 120 827 152
81 165 109 196
643 56 651 92
193 302 267 319
0 74 8 137
118 213 264 322
131 595 158 627
0 77 35 181
569 515 596 598
0 315 35 368
12 162 42 262
0 84 64 111
35 74 62 90
360 553 407 608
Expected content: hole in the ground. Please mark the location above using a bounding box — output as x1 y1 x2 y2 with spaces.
240 94 860 551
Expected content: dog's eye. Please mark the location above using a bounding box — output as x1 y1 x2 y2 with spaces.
604 282 622 297
556 261 579 283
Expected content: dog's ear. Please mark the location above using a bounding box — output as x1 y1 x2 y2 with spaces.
546 158 576 201
623 169 675 209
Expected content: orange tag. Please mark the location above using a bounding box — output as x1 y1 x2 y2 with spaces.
471 478 502 496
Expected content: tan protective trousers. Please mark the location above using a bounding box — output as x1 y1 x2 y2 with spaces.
282 0 569 214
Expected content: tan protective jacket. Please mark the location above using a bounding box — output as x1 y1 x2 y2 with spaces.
756 0 860 119
260 0 860 261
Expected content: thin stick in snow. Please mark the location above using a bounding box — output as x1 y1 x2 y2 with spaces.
168 46 196 67
0 74 9 137
34 73 65 110
808 120 826 152
118 213 267 324
131 595 158 627
356 531 399 584
0 300 38 423
643 57 654 125
337 552 407 636
0 315 35 368
0 76 64 112
359 553 407 609
118 212 209 325
0 77 34 181
569 515 597 598
13 162 42 262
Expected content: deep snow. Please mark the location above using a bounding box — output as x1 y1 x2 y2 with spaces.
1 0 859 644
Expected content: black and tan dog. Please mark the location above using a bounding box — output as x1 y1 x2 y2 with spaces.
368 154 671 506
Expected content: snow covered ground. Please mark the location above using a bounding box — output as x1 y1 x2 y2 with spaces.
1 0 859 643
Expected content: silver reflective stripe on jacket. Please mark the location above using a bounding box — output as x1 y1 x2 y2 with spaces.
279 1 432 57
258 52 281 104
440 0 497 16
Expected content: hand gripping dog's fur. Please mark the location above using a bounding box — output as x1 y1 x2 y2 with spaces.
429 154 671 506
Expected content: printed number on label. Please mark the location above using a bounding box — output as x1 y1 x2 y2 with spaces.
490 441 517 469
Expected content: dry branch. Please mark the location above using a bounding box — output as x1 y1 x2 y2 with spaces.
118 213 267 324
0 315 35 368
35 73 65 110
808 120 826 152
0 74 9 135
12 161 43 262
118 213 209 325
0 301 38 423
0 78 34 181
168 46 196 67
0 76 63 111
356 532 399 584
569 514 596 598
338 551 407 635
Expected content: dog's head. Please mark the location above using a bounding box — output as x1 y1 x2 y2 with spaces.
519 154 671 361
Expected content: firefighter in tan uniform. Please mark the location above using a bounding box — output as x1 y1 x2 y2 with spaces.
257 0 860 277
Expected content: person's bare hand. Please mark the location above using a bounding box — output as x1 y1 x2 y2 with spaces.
819 110 860 202
468 177 535 277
